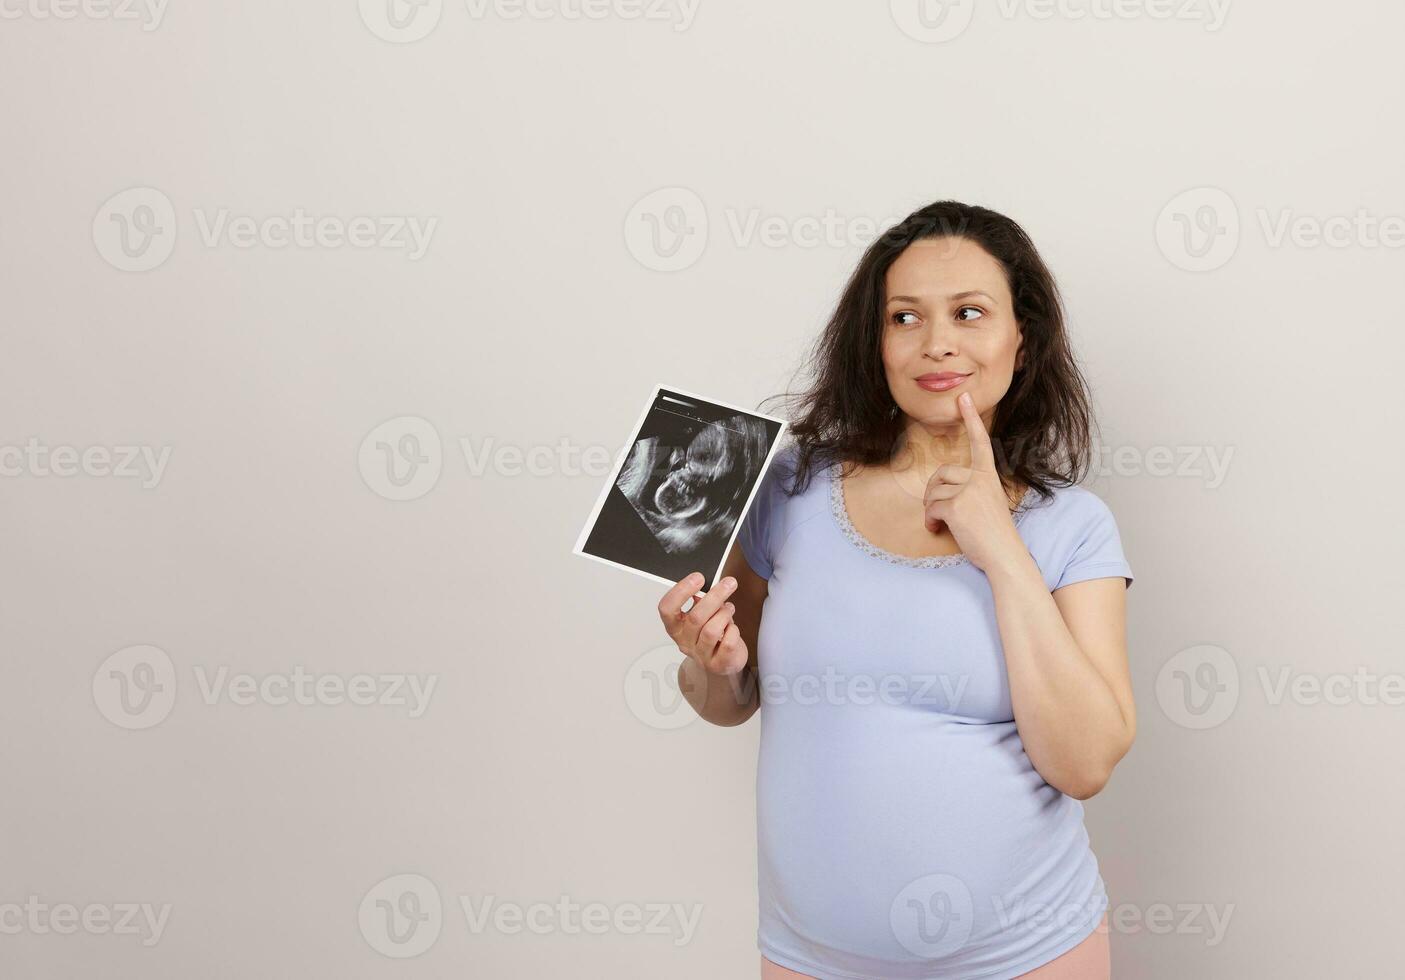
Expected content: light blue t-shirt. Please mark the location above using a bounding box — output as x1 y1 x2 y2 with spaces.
736 445 1134 980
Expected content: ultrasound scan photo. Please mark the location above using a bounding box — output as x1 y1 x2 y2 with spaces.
574 385 787 591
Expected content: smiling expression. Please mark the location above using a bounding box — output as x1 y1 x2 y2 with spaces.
882 236 1025 429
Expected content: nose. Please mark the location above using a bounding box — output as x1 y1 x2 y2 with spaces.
921 320 958 360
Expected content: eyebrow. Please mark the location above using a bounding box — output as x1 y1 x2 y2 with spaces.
887 291 996 305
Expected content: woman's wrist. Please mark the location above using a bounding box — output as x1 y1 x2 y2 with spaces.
981 544 1042 591
679 657 758 726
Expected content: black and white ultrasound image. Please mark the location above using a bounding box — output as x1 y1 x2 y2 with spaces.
578 389 784 591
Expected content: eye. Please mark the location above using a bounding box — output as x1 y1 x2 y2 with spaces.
891 310 920 326
956 305 985 322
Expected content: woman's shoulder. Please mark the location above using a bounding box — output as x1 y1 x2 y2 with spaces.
758 442 826 498
1018 480 1134 590
735 442 831 579
750 443 834 534
1019 479 1121 531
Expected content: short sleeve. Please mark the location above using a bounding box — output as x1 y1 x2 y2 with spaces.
1053 492 1135 591
734 447 792 581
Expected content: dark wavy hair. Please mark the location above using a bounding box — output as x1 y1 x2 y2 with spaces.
759 200 1095 504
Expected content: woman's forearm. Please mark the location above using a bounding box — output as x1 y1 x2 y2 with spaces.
678 657 759 727
984 551 1133 798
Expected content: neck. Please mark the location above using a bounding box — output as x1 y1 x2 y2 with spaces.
889 417 1021 504
891 419 980 477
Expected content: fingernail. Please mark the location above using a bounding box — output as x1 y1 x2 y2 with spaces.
687 572 703 585
725 602 735 613
722 577 737 590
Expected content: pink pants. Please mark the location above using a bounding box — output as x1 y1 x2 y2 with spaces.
761 912 1111 979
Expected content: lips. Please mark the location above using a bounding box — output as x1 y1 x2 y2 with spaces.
915 372 970 392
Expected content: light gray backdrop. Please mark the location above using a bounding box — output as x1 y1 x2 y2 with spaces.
3 1 1401 977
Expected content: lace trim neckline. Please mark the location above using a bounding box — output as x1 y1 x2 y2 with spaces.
828 460 1038 569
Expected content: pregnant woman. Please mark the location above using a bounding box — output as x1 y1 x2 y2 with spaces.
657 200 1134 979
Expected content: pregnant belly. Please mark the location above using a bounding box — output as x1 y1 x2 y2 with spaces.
756 707 1104 972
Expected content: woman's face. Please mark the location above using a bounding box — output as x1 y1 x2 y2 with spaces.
881 236 1024 431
